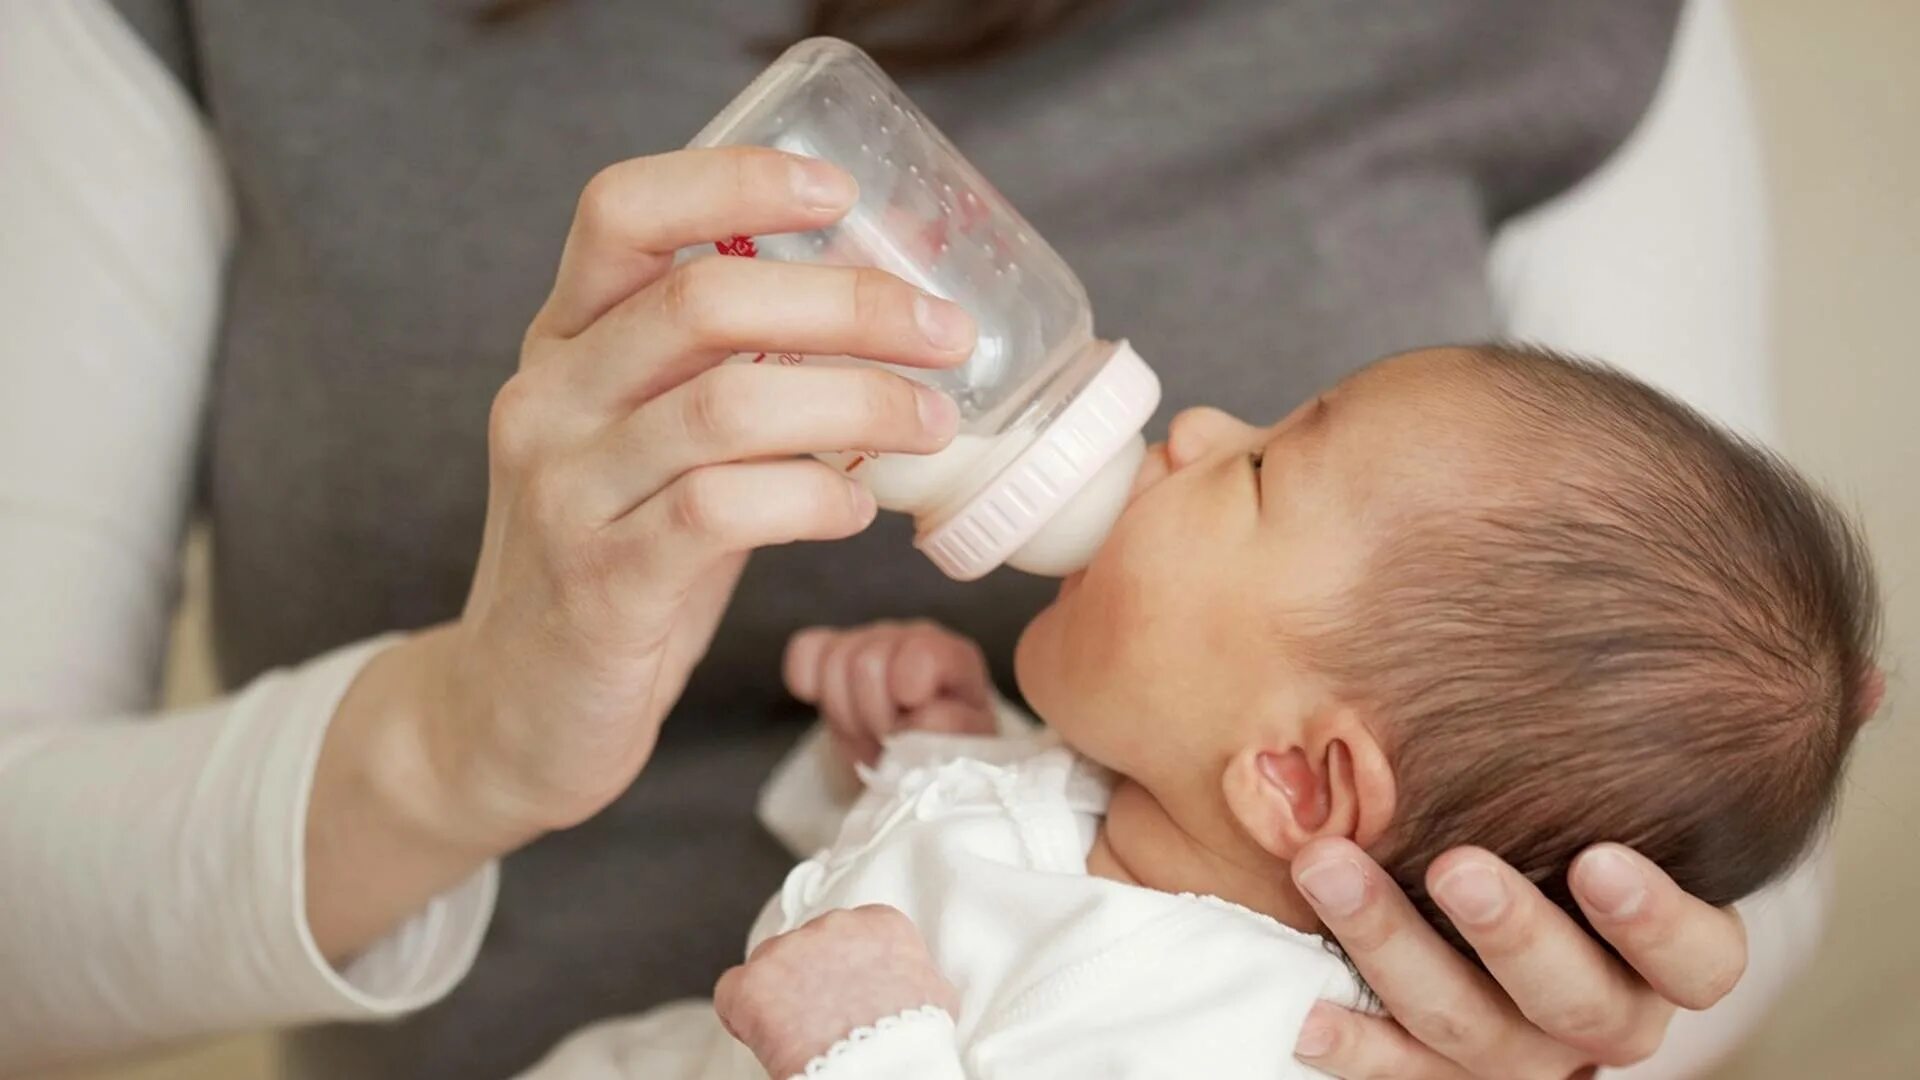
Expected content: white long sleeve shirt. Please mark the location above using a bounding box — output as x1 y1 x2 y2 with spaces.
0 0 1816 1075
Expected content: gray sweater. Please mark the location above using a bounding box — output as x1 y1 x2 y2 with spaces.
108 2 1677 1075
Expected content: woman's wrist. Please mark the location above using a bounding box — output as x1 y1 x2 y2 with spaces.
381 626 556 853
303 626 536 961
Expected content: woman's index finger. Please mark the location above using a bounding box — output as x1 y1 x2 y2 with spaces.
536 147 857 339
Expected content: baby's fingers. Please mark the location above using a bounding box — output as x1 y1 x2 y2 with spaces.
818 626 902 763
907 700 997 736
848 627 909 740
891 621 992 709
783 626 838 703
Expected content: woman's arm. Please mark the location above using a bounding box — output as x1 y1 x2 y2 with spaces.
4 4 980 1067
0 3 495 1068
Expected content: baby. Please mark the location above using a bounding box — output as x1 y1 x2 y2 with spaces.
522 344 1881 1079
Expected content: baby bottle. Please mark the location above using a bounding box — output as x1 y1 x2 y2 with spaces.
687 38 1160 580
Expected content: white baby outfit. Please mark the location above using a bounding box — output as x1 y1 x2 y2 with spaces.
521 721 1364 1079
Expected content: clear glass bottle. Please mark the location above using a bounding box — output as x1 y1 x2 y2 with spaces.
687 38 1159 580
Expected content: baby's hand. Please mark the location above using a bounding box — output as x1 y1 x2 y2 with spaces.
714 905 959 1080
783 620 996 767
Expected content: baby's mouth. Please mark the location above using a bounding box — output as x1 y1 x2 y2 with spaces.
1130 442 1172 500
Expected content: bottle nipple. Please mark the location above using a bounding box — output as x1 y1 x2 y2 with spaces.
1005 435 1145 577
914 342 1159 581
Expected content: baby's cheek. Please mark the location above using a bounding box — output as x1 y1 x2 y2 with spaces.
1076 543 1174 685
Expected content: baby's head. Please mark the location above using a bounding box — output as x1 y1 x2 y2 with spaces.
1016 345 1881 955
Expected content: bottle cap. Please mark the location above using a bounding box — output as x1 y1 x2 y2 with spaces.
916 341 1161 581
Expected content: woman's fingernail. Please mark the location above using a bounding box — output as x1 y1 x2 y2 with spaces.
1434 862 1508 927
1295 1012 1336 1058
915 385 959 439
793 160 857 212
1296 858 1366 918
913 293 975 352
1575 847 1648 919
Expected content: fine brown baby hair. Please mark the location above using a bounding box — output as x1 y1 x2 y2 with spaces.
1316 344 1882 963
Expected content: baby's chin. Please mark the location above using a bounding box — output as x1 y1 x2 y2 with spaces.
1011 601 1063 719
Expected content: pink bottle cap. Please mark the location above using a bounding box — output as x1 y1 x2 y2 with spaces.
916 341 1161 581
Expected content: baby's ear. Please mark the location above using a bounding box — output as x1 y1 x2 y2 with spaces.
1860 666 1888 719
1220 704 1396 860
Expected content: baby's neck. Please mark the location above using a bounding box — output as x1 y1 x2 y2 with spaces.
1088 778 1323 934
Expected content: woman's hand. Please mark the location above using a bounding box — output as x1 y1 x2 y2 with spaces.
433 147 982 843
319 144 978 865
1289 840 1749 1078
783 620 996 767
715 905 959 1080
310 147 975 955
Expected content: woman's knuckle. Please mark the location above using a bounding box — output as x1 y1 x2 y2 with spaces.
661 259 729 338
848 267 895 329
1548 999 1630 1049
807 474 859 533
1395 1005 1474 1055
576 166 625 234
854 371 915 433
668 472 725 538
488 376 541 467
1685 953 1746 1009
684 370 749 445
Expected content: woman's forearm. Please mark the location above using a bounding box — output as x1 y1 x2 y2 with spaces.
0 639 495 1072
305 625 526 961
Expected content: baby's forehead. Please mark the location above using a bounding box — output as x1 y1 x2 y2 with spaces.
1346 347 1502 399
1315 351 1516 462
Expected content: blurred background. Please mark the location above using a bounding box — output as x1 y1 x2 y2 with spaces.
32 0 1917 1077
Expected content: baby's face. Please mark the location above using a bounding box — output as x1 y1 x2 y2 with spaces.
1015 350 1486 783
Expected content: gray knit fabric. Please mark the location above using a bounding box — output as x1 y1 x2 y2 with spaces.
107 2 1679 1076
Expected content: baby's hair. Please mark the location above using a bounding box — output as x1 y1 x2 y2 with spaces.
1317 344 1881 963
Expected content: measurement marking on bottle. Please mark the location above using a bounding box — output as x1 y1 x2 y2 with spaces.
715 232 876 472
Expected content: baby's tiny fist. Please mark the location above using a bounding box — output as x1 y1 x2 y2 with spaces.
790 620 996 769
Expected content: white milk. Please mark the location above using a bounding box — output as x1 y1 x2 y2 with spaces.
824 432 1002 515
825 431 1143 578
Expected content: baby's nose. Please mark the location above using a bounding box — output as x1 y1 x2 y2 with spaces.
1167 406 1255 468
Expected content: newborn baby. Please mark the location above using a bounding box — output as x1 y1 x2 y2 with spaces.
522 344 1881 1079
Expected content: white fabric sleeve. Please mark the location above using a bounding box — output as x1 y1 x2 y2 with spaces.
788 1006 967 1080
0 2 494 1070
1488 1 1827 1075
757 695 1039 857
